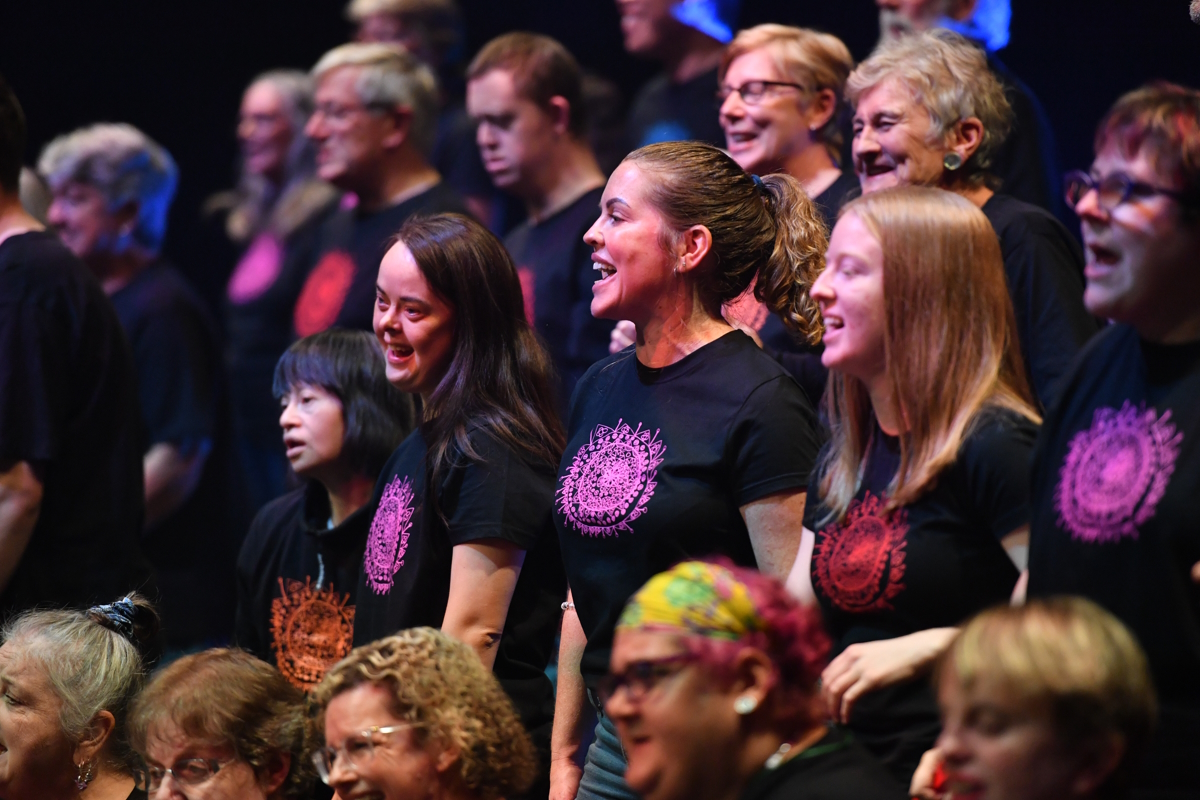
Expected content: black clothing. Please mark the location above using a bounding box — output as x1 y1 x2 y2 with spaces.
740 726 907 800
236 483 365 690
981 193 1098 409
111 261 245 649
434 103 494 205
293 182 468 335
556 332 822 686
1028 324 1200 795
987 54 1063 220
504 187 610 414
353 428 565 743
813 171 859 232
804 409 1036 782
626 67 725 150
0 231 151 613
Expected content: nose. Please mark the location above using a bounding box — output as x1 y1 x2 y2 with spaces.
279 398 299 430
852 125 879 163
305 111 326 141
810 265 834 305
719 90 744 125
327 752 358 789
237 117 255 142
935 723 969 769
1073 183 1108 224
46 197 67 227
476 121 497 149
583 214 603 249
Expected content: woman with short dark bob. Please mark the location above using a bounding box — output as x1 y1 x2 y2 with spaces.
552 140 825 800
236 329 415 691
128 648 314 799
356 213 566 791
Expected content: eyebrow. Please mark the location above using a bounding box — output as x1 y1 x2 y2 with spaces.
375 286 430 305
604 197 629 211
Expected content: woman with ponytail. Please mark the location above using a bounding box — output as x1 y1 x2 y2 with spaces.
551 140 825 800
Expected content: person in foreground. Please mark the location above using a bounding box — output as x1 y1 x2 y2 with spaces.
128 648 314 799
606 560 906 800
787 186 1041 784
911 597 1156 800
1025 81 1200 798
0 594 158 800
313 626 536 800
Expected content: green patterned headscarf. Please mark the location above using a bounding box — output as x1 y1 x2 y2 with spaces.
617 561 765 641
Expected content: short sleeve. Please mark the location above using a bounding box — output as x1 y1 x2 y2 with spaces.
727 376 822 507
131 306 217 447
440 433 555 550
801 451 830 531
0 296 69 465
959 411 1039 540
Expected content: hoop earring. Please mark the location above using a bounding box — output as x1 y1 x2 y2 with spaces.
943 152 963 171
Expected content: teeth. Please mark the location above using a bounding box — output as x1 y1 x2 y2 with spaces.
593 264 615 277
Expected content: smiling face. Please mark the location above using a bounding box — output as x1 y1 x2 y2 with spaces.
322 683 443 800
0 641 76 800
306 65 397 193
583 161 679 325
811 211 888 385
46 180 127 262
143 723 271 800
720 49 814 176
466 68 560 197
616 0 677 56
238 81 295 184
374 241 457 399
1076 144 1200 336
852 79 948 194
278 383 346 484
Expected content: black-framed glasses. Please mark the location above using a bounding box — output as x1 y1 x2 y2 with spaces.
716 80 809 106
313 724 412 785
1063 169 1196 213
141 758 233 793
597 654 696 706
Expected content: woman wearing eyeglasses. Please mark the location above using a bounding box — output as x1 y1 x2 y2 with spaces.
848 29 1098 410
1025 81 1200 797
603 560 905 800
129 648 315 800
313 627 536 800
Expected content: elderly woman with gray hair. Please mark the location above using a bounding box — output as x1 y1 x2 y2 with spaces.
0 594 158 800
38 123 243 654
848 29 1098 409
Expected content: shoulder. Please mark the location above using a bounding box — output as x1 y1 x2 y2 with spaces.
0 231 94 305
240 488 308 559
412 181 469 216
982 194 1074 248
961 406 1039 461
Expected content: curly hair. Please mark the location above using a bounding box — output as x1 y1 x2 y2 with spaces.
314 628 536 800
128 649 316 800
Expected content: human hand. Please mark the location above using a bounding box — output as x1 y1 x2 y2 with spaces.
1192 560 1200 583
821 629 956 723
609 320 636 353
549 756 584 800
909 747 948 800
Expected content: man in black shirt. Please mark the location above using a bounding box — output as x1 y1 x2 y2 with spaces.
466 33 614 412
293 43 467 336
0 76 151 614
619 0 732 150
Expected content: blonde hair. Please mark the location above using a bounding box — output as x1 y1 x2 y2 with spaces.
940 598 1156 794
314 628 536 800
846 29 1012 188
819 186 1038 523
721 24 854 163
312 43 439 156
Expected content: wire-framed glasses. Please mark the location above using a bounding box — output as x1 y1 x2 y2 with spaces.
312 724 412 785
716 80 809 106
141 758 233 793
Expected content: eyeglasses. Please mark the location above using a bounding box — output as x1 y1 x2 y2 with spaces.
312 724 411 785
1063 169 1196 214
716 80 809 106
141 758 233 793
597 654 696 706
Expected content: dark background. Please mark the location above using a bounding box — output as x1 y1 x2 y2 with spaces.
2 0 1198 308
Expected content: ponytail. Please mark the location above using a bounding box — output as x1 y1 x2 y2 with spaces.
757 173 826 345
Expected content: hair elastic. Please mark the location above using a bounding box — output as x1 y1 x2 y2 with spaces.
90 597 137 639
750 173 767 194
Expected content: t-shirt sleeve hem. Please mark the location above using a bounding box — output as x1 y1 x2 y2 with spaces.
735 473 810 508
447 522 538 550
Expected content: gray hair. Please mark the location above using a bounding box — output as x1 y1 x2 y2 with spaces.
847 29 1012 186
1 595 157 776
312 42 439 156
37 123 178 252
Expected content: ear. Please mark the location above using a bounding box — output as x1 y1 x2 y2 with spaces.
113 200 140 238
258 751 293 795
729 647 776 709
805 88 839 135
947 116 985 165
72 710 116 766
545 96 572 137
1069 734 1125 797
433 742 462 775
382 106 414 150
675 224 714 275
946 0 979 22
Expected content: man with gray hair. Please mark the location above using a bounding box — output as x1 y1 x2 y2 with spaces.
292 42 466 336
40 122 245 652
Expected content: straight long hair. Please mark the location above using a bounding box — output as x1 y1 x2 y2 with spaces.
396 214 565 499
819 187 1039 523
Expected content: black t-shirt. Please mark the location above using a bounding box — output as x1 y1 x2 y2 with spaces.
292 182 468 336
556 331 822 684
740 726 906 800
987 54 1062 220
353 427 565 733
110 261 246 648
0 231 151 613
804 408 1036 780
504 187 610 414
981 194 1098 409
236 483 366 691
626 67 726 151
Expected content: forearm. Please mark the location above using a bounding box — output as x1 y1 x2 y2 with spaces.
441 614 505 670
742 490 808 581
0 462 43 593
442 541 524 671
552 595 589 771
143 441 209 529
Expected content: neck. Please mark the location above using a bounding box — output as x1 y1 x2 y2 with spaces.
0 195 43 245
525 141 606 223
89 249 155 295
80 765 135 800
1136 312 1200 345
324 473 377 526
948 180 994 209
779 143 841 197
659 29 725 84
634 284 732 368
711 722 829 800
866 374 903 436
355 150 441 213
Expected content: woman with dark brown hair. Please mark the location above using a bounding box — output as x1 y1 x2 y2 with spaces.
551 140 825 800
354 212 565 795
786 186 1041 785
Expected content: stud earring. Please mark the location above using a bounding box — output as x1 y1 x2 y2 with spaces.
943 152 963 171
734 695 758 715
